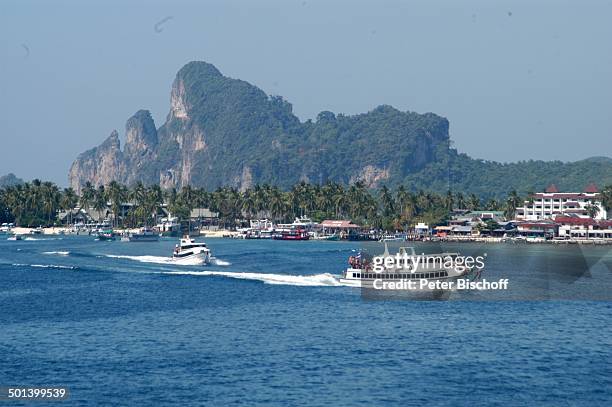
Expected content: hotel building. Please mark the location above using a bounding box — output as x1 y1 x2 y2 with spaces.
515 184 607 221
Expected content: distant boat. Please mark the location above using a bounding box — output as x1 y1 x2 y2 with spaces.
120 227 159 242
30 227 43 235
96 229 116 241
380 233 407 242
311 232 340 241
156 217 180 237
7 234 23 241
273 228 310 241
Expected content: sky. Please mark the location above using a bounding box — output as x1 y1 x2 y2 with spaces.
1 0 611 186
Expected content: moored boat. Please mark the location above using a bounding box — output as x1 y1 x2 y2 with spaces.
273 228 310 241
120 227 159 242
0 223 14 234
96 229 116 241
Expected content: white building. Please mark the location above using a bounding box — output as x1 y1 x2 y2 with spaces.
555 217 612 240
515 184 607 221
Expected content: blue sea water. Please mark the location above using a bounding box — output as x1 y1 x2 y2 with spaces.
1 236 611 406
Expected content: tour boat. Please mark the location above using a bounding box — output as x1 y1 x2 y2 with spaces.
172 235 211 265
339 245 477 287
273 228 310 241
120 227 159 242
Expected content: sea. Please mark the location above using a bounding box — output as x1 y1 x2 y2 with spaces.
1 235 611 406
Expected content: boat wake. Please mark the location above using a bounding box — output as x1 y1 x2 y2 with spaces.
12 263 78 270
104 254 231 267
43 251 70 256
161 270 347 286
210 258 231 266
24 237 63 241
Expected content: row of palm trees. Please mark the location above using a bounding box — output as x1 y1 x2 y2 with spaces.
3 180 611 229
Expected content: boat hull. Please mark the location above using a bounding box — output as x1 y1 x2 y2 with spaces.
172 252 210 265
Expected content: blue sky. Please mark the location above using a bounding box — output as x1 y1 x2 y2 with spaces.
1 0 611 185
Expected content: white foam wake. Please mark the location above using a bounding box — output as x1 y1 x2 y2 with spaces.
210 258 231 266
24 237 63 241
12 263 77 270
104 254 204 266
43 251 70 256
162 270 346 286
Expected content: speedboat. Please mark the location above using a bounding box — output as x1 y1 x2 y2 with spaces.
7 234 23 241
172 235 211 265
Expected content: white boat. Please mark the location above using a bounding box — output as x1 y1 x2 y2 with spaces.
243 219 276 239
339 245 476 288
156 217 180 237
172 236 211 265
0 223 14 234
120 227 159 242
30 227 44 235
380 233 407 242
7 234 23 241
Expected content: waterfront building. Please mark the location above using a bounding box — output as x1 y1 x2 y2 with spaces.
555 216 612 240
515 184 607 221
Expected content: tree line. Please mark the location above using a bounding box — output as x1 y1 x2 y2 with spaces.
2 180 611 230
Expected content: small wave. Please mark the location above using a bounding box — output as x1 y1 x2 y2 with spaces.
162 270 345 286
43 251 70 256
12 263 78 270
211 258 231 266
24 237 63 241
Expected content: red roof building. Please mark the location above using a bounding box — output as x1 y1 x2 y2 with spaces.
545 184 559 193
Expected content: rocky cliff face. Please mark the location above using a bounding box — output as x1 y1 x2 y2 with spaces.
69 61 451 192
69 130 125 191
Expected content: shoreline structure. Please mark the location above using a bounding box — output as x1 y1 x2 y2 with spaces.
6 227 611 245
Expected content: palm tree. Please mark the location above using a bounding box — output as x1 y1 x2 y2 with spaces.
93 186 107 222
455 192 466 210
41 181 60 225
106 181 126 227
80 181 95 211
600 185 612 216
468 194 480 211
379 185 394 217
445 190 454 211
61 187 78 225
241 190 256 220
395 186 409 215
585 201 600 219
269 188 287 221
504 190 522 220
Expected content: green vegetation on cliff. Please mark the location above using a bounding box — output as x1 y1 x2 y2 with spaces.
69 61 612 199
